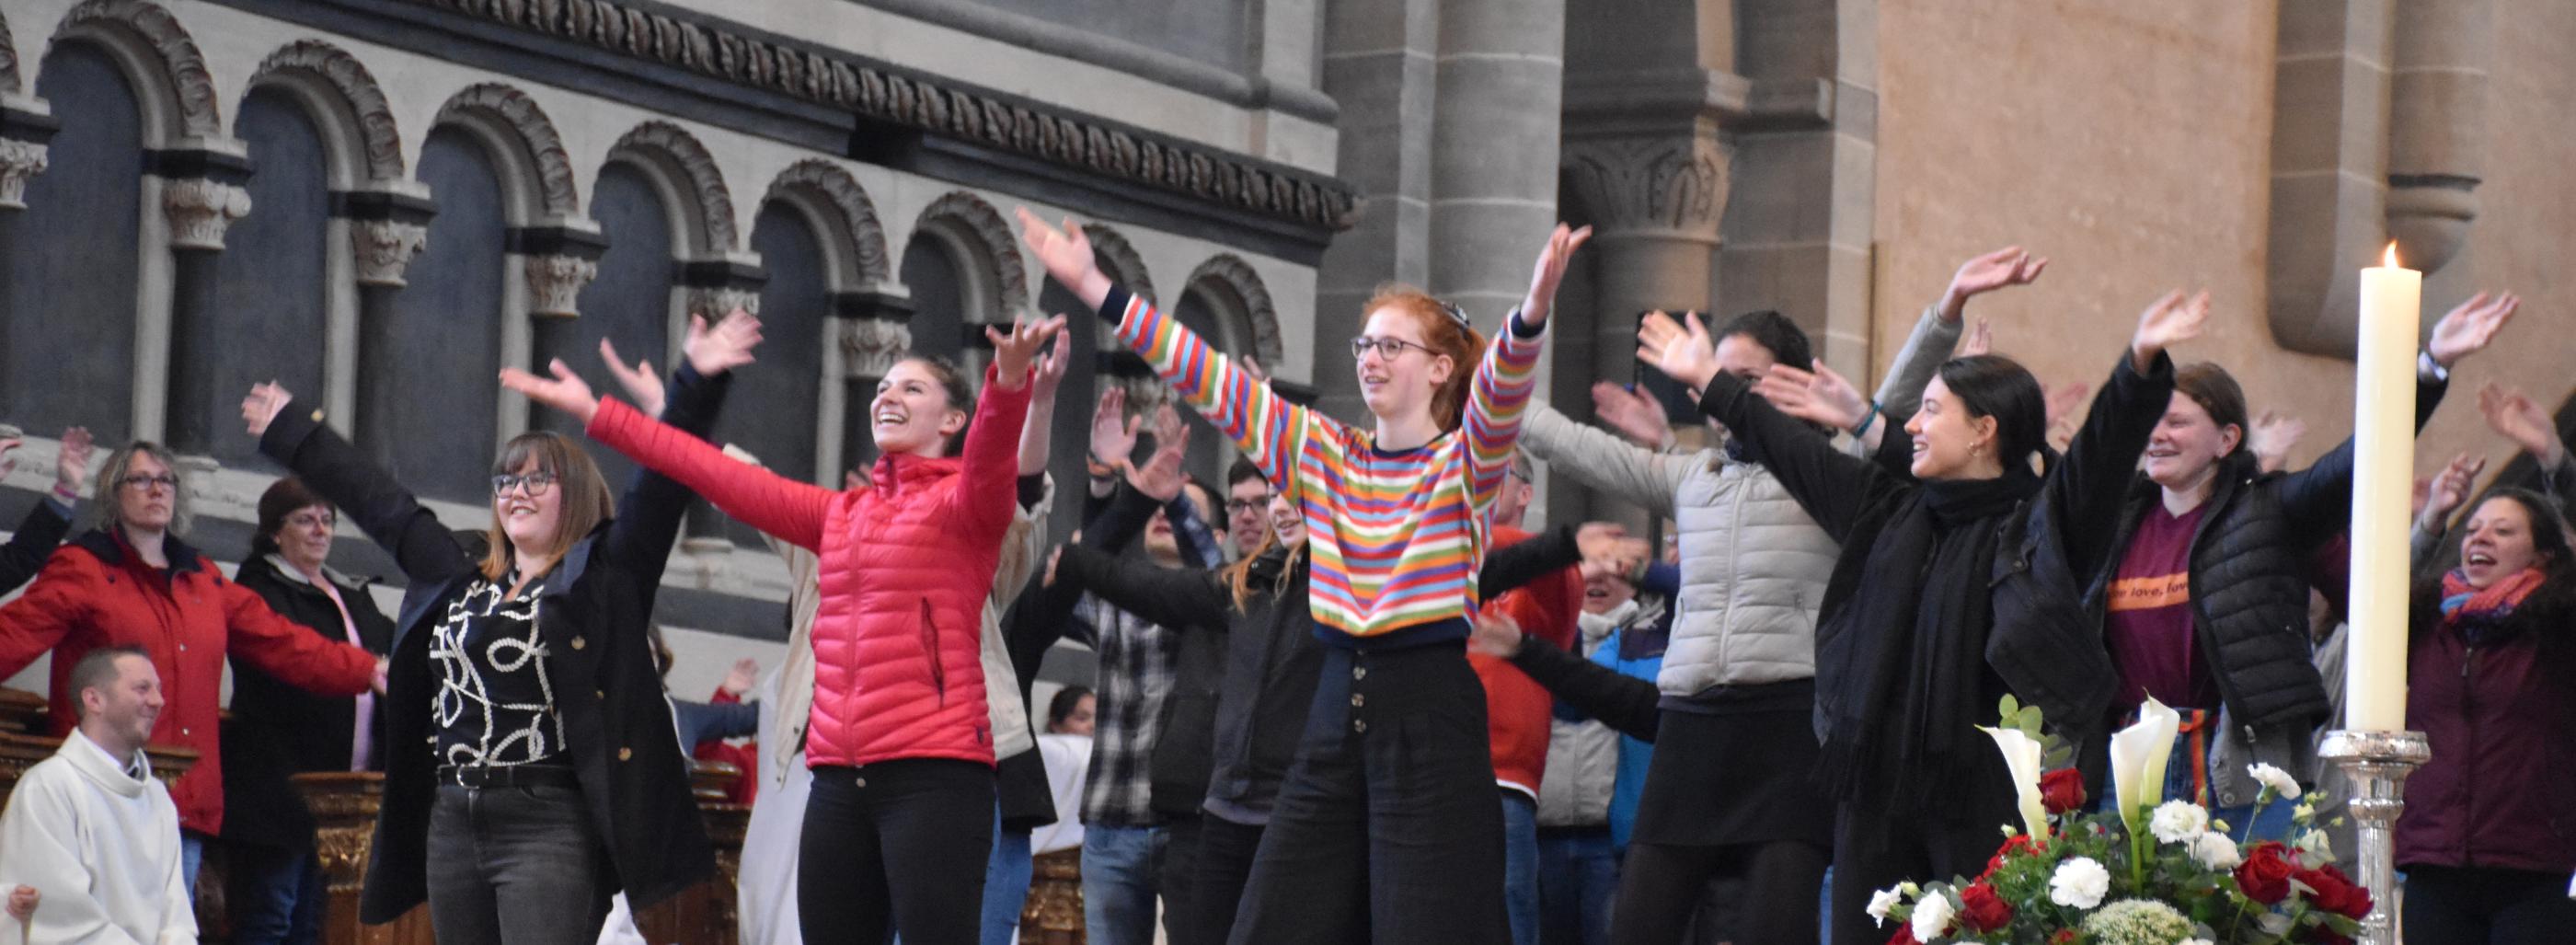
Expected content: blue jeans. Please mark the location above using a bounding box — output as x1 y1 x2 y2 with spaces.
1081 824 1164 945
982 822 1033 945
180 830 206 903
231 844 327 945
1501 791 1539 945
1535 827 1616 945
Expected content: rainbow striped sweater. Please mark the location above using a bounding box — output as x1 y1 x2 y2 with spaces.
1102 287 1544 645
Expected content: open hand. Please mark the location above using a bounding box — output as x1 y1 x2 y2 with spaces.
1590 382 1674 449
987 316 1069 391
2131 289 2211 372
686 308 765 377
52 427 94 493
500 359 602 424
2420 452 2487 526
2248 410 2308 474
1518 224 1594 328
1029 317 1074 401
2478 381 2565 467
1636 311 1719 393
722 658 760 698
1755 362 1869 432
599 339 666 419
2427 291 2518 368
1957 317 1995 357
1014 209 1110 304
1938 247 2049 322
1469 612 1525 659
1127 415 1189 501
242 382 295 439
1090 387 1138 466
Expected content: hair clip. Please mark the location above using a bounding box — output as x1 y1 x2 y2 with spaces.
1435 299 1470 328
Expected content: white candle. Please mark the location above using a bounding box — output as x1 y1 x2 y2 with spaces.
2345 244 2420 732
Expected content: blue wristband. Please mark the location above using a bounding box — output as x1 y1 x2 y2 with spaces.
1852 401 1881 438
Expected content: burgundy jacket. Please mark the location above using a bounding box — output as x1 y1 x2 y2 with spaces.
2395 576 2576 873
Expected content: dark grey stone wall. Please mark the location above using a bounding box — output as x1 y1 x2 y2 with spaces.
950 0 1249 74
197 88 331 470
714 202 830 545
551 162 675 489
6 44 141 445
374 128 506 504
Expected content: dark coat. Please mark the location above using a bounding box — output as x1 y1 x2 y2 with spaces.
257 365 728 922
221 554 397 850
0 496 72 594
2397 572 2576 873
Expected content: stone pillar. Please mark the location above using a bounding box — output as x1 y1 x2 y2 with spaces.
509 225 608 408
834 287 916 476
2386 0 2490 277
1429 0 1566 321
2264 0 2398 358
339 188 436 468
0 102 60 342
1312 0 1443 422
679 257 769 547
154 149 256 457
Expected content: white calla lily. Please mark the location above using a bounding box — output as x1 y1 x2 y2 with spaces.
2108 697 2180 828
1980 724 2051 840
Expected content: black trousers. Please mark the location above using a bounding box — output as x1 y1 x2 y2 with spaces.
424 783 613 945
1613 838 1830 944
799 759 996 945
2403 864 2576 944
1227 643 1511 944
1160 812 1205 945
1190 815 1266 944
1827 792 2015 945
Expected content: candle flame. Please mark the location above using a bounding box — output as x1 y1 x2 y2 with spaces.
2384 242 2400 269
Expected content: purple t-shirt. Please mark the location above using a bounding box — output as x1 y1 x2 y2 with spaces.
2105 503 2221 710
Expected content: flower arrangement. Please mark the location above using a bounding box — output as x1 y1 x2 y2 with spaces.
1867 697 2364 945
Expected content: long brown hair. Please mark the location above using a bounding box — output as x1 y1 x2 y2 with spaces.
1364 285 1487 432
480 432 615 581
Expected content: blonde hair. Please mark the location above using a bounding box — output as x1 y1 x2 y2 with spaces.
480 432 615 581
91 442 190 536
1364 285 1487 432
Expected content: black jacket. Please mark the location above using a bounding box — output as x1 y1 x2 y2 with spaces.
2086 375 2449 739
258 365 728 921
0 496 72 594
221 553 397 850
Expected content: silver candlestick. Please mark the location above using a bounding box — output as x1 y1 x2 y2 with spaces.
2318 729 2431 945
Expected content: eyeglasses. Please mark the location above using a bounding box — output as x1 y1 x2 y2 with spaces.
1225 496 1275 515
1351 336 1437 360
490 472 557 498
118 474 178 492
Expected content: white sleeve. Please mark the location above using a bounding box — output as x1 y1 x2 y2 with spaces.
0 778 151 945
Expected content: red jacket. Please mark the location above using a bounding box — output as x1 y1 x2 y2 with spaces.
590 367 1029 768
0 529 377 835
1470 525 1581 798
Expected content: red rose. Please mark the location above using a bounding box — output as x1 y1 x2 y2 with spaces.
1958 882 2015 931
2039 767 2087 814
2236 842 2296 905
1984 833 2041 877
1885 926 1919 945
2050 930 2078 945
2295 863 2373 919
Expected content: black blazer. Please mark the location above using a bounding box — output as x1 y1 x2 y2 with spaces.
258 365 728 922
0 496 72 594
220 554 397 850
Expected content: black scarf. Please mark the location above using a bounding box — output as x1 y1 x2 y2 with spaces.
1816 465 2041 814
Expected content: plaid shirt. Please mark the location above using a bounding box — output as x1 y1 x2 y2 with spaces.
1070 493 1224 828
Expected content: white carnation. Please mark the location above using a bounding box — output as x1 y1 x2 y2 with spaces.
2050 856 2111 910
2190 832 2242 870
2248 762 2303 800
1866 885 1903 927
2150 800 2209 844
1909 891 1956 941
2182 939 2216 945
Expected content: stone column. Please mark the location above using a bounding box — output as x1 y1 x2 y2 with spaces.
1722 0 1881 383
2386 0 2490 277
679 257 769 547
339 188 436 467
0 102 60 341
154 149 256 457
1312 0 1443 422
510 225 608 406
834 287 916 476
1428 0 1566 321
2264 0 2398 358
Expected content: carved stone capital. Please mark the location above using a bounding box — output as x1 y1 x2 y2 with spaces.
162 177 252 249
351 218 429 287
686 284 763 318
839 318 912 378
1110 375 1171 416
524 253 600 317
1560 134 1731 239
0 138 45 210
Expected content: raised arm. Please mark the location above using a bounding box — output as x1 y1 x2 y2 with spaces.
1006 441 1187 649
2411 452 2484 570
1054 546 1230 632
0 550 92 680
1641 311 1895 541
2044 292 2201 577
0 427 87 594
221 575 378 697
592 313 752 579
1519 399 1687 516
1461 225 1588 510
1473 615 1661 742
247 385 473 585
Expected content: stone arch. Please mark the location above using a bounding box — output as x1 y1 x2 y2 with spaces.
49 0 222 144
1181 254 1282 366
914 190 1028 317
764 158 890 288
246 39 402 186
605 120 736 253
431 83 578 219
1081 224 1156 306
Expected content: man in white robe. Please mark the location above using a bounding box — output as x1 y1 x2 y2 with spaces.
0 645 195 944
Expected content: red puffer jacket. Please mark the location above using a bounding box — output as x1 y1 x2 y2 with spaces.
1470 525 1582 799
589 368 1028 767
0 529 377 835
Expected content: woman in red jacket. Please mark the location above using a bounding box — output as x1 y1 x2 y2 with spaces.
504 316 1063 945
0 440 384 895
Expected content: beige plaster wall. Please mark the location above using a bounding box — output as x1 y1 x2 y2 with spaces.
1867 0 2576 478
